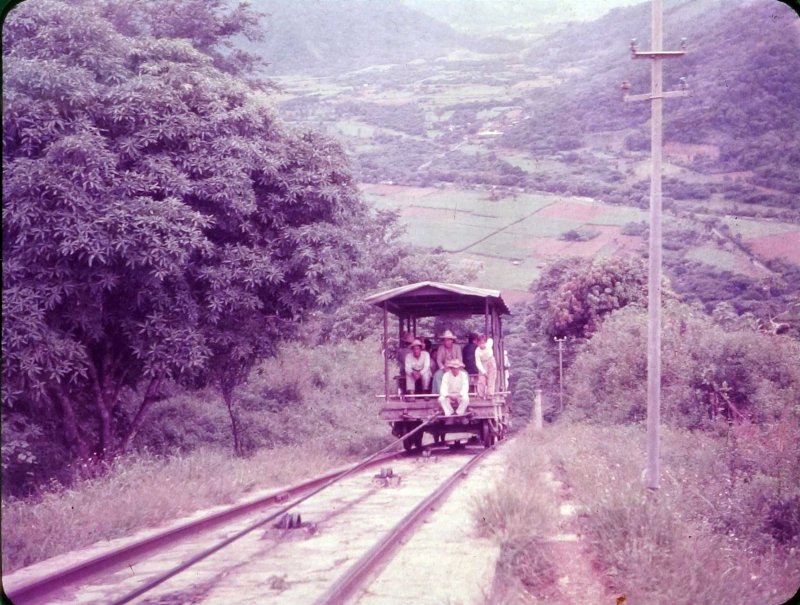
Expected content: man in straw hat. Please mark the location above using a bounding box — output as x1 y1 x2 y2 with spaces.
435 329 463 371
404 338 432 394
439 358 470 416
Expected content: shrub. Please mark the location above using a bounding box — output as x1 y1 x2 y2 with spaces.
621 221 648 236
132 338 391 457
565 303 800 430
559 228 600 242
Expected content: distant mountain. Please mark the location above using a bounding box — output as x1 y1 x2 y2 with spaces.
503 0 800 192
245 0 467 74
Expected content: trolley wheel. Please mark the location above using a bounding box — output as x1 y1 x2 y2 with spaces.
403 424 424 451
497 422 507 441
481 420 495 449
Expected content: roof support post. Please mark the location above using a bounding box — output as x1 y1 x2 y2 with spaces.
497 314 505 393
383 302 389 401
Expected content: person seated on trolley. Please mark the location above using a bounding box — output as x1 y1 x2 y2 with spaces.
439 358 469 416
404 338 431 394
397 331 415 371
435 329 462 370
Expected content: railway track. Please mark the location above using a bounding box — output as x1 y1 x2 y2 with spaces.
5 423 502 605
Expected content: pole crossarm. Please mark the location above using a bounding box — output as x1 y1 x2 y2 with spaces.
624 90 690 102
632 50 686 59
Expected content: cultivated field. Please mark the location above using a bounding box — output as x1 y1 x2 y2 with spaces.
273 44 800 293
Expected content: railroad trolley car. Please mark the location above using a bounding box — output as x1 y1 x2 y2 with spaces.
365 281 511 450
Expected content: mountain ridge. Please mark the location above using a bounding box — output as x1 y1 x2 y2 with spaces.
245 0 472 74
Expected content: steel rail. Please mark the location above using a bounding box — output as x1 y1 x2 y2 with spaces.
314 444 495 605
6 418 436 605
105 416 438 605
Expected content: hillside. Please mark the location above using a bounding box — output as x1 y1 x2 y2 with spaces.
259 0 799 313
505 0 800 199
245 0 466 74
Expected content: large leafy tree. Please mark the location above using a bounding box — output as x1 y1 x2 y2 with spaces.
524 255 650 343
2 0 373 461
514 256 651 409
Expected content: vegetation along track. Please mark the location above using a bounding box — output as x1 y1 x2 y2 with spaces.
6 422 499 605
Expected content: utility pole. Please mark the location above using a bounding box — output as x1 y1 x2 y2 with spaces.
622 0 688 490
554 336 566 413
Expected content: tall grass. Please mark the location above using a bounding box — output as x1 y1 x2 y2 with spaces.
497 422 800 605
2 338 393 573
473 434 561 603
1 445 352 572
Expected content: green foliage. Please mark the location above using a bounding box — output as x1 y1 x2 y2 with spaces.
2 443 355 572
501 0 800 203
99 0 266 76
473 434 560 601
133 338 389 457
243 0 463 76
339 101 427 136
559 228 600 242
621 221 647 236
499 257 649 421
2 0 383 471
533 256 649 339
309 209 477 343
565 302 800 429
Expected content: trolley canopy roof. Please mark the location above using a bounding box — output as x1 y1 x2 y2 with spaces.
364 281 510 317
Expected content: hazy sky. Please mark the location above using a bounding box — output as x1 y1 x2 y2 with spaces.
553 0 645 21
403 0 648 32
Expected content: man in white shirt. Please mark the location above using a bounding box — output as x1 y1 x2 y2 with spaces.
404 339 431 394
439 358 469 416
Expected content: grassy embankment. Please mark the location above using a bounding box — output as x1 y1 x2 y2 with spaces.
475 423 800 604
2 339 391 573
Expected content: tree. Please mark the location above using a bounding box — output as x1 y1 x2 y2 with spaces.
2 0 376 464
515 256 653 404
98 0 266 77
545 256 650 339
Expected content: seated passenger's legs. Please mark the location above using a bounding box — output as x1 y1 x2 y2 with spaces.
438 393 468 416
438 394 455 416
406 370 432 394
454 395 469 415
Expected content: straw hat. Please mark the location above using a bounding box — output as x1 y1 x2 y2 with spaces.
445 358 465 369
411 339 424 348
440 330 456 341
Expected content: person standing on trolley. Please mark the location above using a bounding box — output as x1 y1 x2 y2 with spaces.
475 333 497 399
